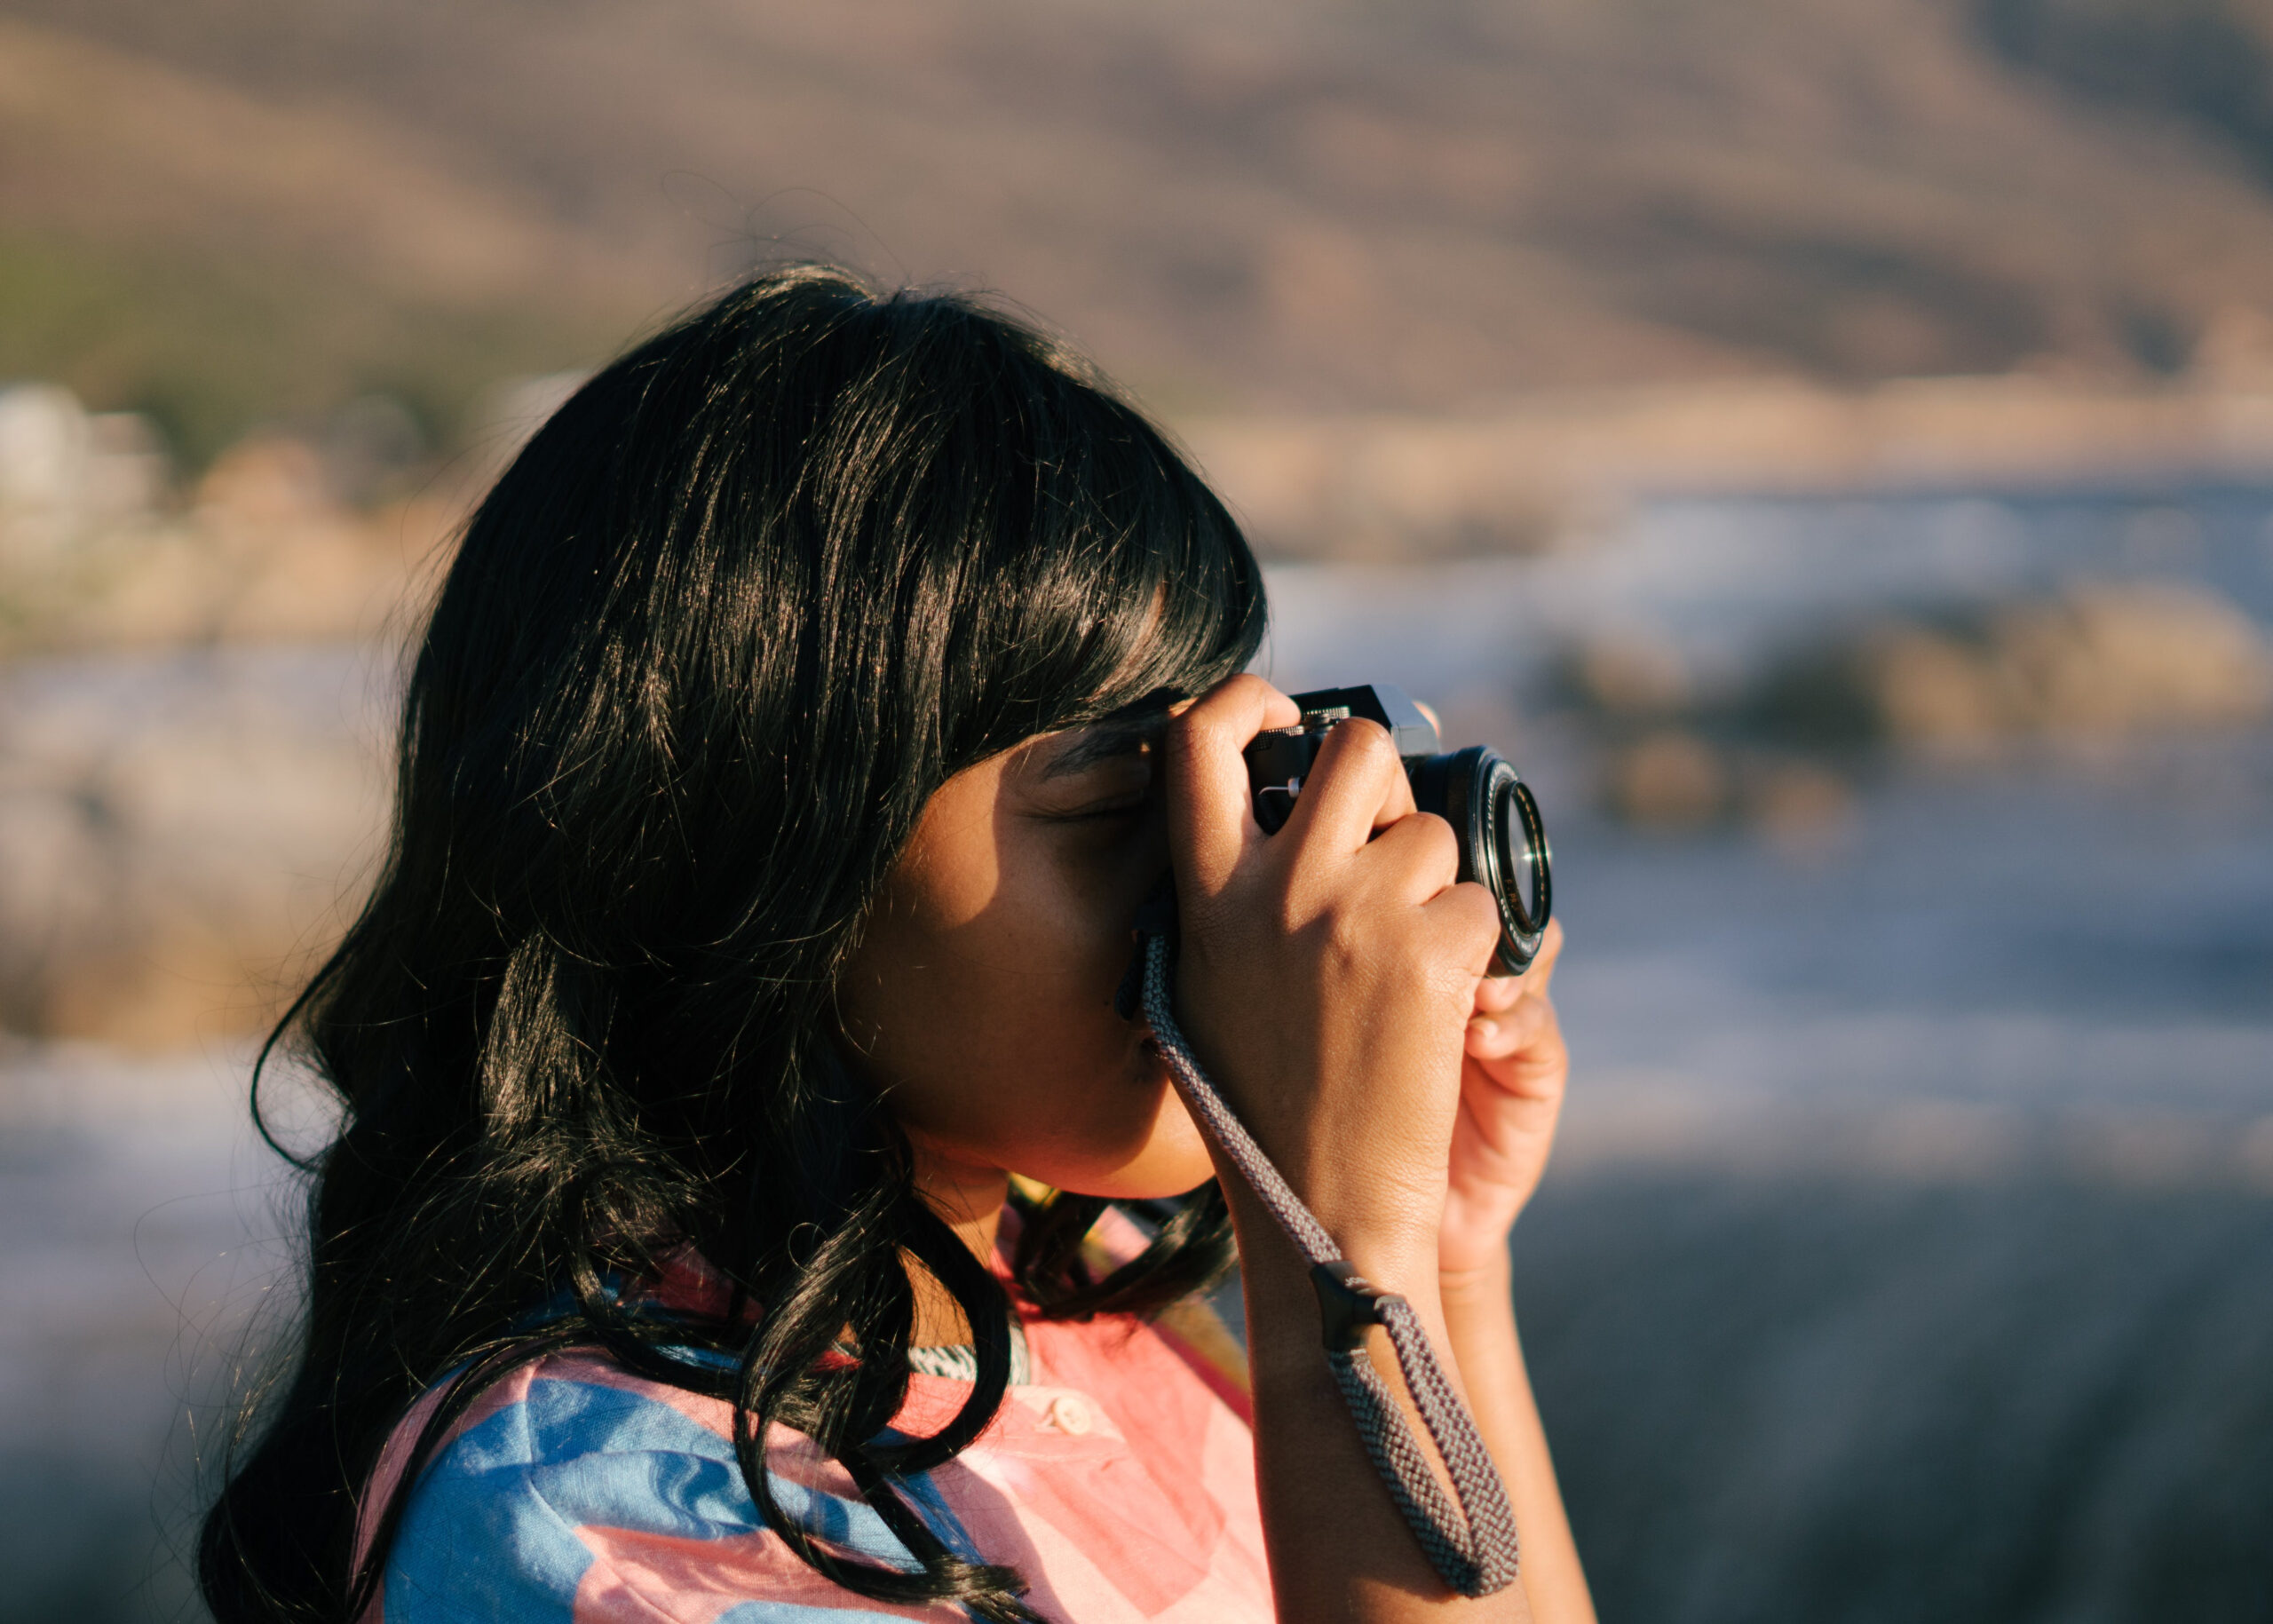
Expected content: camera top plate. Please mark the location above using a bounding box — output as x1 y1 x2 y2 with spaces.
1281 684 1441 759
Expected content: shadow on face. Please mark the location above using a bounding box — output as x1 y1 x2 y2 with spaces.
835 717 1214 1217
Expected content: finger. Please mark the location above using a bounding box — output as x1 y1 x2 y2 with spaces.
1370 739 1418 832
1465 991 1559 1061
1164 674 1300 893
1463 1019 1569 1107
1365 807 1461 905
1472 974 1525 1015
1279 716 1411 858
1524 918 1566 995
1472 918 1564 1013
1421 878 1503 978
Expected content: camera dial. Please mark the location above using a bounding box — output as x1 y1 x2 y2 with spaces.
1243 684 1551 975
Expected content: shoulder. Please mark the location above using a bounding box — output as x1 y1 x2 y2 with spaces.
367 1351 928 1624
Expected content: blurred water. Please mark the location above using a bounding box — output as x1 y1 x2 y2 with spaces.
1263 479 2273 701
0 1047 287 1624
1517 1172 2273 1623
1264 481 2273 1178
4 478 2270 1620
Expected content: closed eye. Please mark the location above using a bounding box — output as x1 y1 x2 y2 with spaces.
1033 779 1157 822
1053 796 1151 821
1026 723 1161 821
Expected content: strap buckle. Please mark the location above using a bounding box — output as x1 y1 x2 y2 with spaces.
1311 1260 1405 1353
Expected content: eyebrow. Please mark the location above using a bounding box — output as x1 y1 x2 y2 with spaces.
1039 712 1170 780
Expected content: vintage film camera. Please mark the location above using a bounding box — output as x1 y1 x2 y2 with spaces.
1243 684 1552 975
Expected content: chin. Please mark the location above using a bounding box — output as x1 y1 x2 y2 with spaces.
1018 1054 1214 1200
1054 1168 1218 1204
1064 1114 1217 1202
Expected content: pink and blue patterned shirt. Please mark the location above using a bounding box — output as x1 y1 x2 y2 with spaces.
359 1232 1271 1623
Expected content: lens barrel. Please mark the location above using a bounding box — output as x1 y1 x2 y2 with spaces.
1406 745 1551 975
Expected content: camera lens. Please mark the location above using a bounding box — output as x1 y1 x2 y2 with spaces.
1409 745 1551 975
1493 773 1550 944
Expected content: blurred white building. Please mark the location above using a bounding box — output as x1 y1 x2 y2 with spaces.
0 384 170 567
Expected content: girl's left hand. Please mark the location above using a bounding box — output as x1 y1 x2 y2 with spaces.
1438 919 1568 1279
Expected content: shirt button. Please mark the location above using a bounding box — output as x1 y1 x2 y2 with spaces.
1044 1395 1094 1436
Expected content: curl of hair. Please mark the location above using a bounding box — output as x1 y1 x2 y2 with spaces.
198 265 1264 1624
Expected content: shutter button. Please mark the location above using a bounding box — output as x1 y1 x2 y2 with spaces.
1042 1395 1094 1436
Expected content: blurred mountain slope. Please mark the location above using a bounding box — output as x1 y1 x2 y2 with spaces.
12 0 2273 454
0 16 638 460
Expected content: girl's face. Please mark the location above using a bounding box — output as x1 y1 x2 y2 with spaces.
836 710 1212 1219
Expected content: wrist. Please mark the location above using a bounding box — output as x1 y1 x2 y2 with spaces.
1437 1181 1532 1281
1238 1231 1453 1387
1215 1156 1441 1286
1437 1248 1514 1312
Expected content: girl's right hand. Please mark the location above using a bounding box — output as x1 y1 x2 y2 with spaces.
1162 674 1505 1272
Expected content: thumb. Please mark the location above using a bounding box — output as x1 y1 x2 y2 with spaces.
1164 674 1300 897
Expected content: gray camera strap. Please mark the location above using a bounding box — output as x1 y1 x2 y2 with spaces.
1129 912 1522 1598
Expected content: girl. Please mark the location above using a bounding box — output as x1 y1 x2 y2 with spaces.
200 266 1589 1624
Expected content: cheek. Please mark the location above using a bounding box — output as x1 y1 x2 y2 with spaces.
844 823 1144 1136
906 842 1148 1136
847 812 1209 1196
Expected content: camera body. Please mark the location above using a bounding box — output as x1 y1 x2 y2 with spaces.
1243 684 1552 975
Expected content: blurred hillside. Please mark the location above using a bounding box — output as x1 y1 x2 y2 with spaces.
16 0 2273 463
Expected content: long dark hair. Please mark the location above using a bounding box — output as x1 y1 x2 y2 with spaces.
198 265 1268 1624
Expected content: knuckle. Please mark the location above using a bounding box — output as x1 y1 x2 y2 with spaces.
1165 708 1220 761
1170 674 1287 761
1379 810 1458 884
1408 810 1458 866
1334 717 1396 764
1452 879 1501 937
1321 898 1371 963
1224 673 1285 724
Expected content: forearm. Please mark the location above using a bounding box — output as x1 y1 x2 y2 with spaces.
1437 1255 1595 1624
1233 1192 1532 1623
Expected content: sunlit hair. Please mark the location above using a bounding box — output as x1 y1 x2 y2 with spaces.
199 265 1267 1624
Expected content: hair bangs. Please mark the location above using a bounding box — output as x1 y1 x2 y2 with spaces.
939 358 1268 767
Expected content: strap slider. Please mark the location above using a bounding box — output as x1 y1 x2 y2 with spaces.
1312 1260 1405 1353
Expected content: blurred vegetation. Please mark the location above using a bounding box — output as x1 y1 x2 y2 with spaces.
0 229 611 470
13 0 2273 463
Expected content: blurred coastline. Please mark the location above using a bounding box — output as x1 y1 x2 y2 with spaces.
6 361 2273 1047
